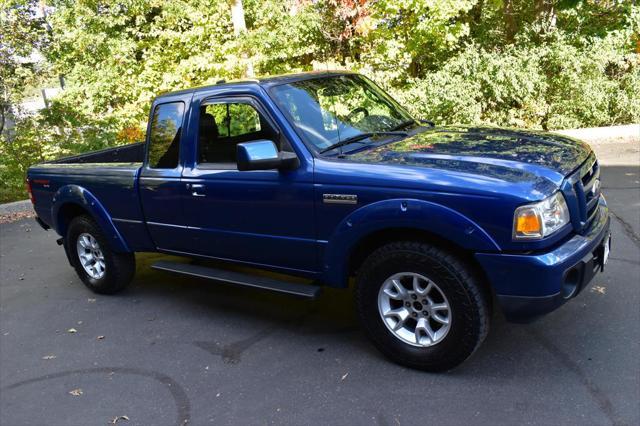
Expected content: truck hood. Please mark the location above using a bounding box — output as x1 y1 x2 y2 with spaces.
348 126 592 186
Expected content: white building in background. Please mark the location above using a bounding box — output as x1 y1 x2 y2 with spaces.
15 50 63 115
1 4 60 138
20 87 62 115
3 49 64 137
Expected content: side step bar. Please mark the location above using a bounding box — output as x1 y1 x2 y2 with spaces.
151 260 322 299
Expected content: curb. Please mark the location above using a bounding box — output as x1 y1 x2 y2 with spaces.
0 199 33 216
553 124 639 144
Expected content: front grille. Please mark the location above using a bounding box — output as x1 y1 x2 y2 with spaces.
582 158 600 223
565 153 600 233
581 157 598 187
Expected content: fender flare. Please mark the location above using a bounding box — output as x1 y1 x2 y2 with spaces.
321 198 500 287
51 185 131 253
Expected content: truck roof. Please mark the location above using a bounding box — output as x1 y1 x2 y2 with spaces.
155 70 356 99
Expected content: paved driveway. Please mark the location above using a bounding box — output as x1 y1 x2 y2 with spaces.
1 142 638 426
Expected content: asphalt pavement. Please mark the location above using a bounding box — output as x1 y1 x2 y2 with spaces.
1 141 639 426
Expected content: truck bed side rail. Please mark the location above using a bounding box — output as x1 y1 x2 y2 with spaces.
51 142 144 164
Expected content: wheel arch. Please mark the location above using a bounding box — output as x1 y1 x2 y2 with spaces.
320 198 500 294
52 185 131 253
347 227 496 306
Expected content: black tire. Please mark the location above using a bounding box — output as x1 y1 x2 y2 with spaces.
66 215 135 294
355 241 490 372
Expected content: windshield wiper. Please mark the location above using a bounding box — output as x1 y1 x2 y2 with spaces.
390 120 417 131
319 131 407 154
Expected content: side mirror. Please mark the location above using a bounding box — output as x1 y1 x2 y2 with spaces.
236 140 300 171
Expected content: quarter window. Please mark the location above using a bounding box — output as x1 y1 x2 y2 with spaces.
148 102 184 169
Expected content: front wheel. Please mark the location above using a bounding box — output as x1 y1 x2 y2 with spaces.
356 241 490 371
66 215 135 294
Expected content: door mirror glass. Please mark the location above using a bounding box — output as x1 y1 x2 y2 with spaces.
237 140 299 171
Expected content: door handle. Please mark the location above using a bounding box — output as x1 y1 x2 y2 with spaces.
190 184 205 197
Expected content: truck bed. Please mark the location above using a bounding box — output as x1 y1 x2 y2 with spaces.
27 143 146 240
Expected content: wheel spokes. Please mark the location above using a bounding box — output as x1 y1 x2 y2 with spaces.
415 317 435 344
76 233 106 279
378 272 451 348
431 302 448 311
387 278 408 300
384 307 411 331
432 312 449 325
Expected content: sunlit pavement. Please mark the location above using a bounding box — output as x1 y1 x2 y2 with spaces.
1 141 638 425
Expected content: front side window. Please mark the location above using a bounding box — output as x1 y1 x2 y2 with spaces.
198 101 277 165
148 102 184 168
269 74 413 151
205 103 261 139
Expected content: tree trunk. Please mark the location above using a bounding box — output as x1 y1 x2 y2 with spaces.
470 0 484 25
503 0 517 44
0 106 5 136
467 0 484 39
535 0 557 33
230 0 247 36
0 85 8 136
230 0 254 77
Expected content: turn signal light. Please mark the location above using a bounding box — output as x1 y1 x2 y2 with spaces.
515 210 541 235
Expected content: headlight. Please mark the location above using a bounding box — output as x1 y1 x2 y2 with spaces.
513 192 570 240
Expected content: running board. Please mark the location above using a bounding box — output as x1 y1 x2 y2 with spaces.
151 260 322 299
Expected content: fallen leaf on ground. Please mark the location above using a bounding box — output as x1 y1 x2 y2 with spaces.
341 372 349 381
97 335 105 340
111 415 129 424
0 211 35 224
68 388 83 396
67 328 77 333
591 285 606 294
42 355 56 360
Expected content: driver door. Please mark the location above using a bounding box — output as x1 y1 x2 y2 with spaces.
181 96 318 274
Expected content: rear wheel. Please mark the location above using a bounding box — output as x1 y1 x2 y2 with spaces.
66 215 135 294
355 241 490 371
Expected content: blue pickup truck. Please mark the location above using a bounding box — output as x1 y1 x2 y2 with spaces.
27 71 611 371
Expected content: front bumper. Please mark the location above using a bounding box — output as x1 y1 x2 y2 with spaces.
476 197 610 322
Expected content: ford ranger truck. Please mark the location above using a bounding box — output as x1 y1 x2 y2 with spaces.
27 71 611 371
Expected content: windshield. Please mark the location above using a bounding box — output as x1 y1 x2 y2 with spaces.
269 74 414 152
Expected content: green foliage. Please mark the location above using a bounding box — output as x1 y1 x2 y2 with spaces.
367 0 476 76
1 0 638 202
388 28 640 129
